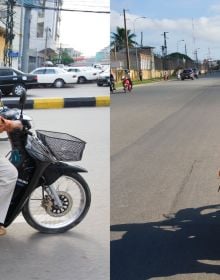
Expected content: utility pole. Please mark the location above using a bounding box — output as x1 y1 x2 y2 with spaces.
140 31 143 47
21 5 31 72
185 43 187 56
18 0 24 70
4 0 16 67
123 9 130 70
161 32 168 71
59 43 62 64
163 31 168 56
44 27 49 62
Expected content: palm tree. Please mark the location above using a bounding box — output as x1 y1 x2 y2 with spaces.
111 27 136 51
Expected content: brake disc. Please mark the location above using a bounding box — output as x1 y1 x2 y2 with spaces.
42 191 73 217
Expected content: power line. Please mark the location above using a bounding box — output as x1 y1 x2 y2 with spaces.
15 2 110 14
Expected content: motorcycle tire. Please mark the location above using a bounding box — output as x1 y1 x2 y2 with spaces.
22 172 91 233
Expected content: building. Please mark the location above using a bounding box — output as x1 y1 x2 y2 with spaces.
0 2 21 68
0 5 6 64
111 46 154 70
20 0 62 71
95 46 110 64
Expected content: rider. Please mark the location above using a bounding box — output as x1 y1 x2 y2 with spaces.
0 116 23 235
122 70 133 90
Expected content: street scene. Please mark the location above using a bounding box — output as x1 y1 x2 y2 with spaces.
0 0 110 280
111 1 220 280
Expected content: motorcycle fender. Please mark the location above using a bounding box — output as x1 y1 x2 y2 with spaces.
43 162 88 185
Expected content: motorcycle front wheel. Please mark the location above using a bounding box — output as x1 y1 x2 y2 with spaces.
22 172 91 233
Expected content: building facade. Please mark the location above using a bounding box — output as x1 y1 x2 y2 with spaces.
0 2 21 68
29 0 62 70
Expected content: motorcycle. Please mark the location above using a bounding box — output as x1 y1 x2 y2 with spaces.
0 90 91 233
122 77 132 93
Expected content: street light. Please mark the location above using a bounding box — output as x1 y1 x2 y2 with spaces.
133 16 146 73
177 39 184 52
194 48 200 67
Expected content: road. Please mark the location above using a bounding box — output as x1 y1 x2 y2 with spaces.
2 83 109 100
0 107 109 280
111 73 220 280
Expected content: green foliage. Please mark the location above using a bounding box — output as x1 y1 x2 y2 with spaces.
51 50 74 65
166 52 193 62
111 27 136 51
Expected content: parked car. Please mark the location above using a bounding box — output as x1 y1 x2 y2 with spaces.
180 69 195 80
65 66 100 84
30 67 78 88
97 69 110 86
0 67 38 96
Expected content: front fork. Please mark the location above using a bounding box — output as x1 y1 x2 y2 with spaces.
44 185 63 208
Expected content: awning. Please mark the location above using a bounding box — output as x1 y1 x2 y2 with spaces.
38 48 58 56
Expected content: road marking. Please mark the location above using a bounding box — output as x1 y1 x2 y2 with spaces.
96 96 110 106
34 98 64 109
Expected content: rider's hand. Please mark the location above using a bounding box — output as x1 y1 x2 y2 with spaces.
0 117 23 133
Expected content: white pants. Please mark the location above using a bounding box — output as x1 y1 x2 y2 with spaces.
0 157 18 224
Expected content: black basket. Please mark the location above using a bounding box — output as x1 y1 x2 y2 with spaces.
36 130 86 161
25 135 55 163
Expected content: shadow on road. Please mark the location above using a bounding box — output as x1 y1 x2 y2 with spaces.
111 204 220 279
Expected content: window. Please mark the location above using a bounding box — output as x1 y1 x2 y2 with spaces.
45 69 55 74
38 9 45 18
0 69 13 76
37 22 44 38
68 69 79 73
33 69 45 74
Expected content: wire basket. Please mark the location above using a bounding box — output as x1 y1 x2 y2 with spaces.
36 130 86 161
25 135 55 163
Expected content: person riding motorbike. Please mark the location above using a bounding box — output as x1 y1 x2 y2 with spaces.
122 75 133 90
0 117 23 235
122 71 133 91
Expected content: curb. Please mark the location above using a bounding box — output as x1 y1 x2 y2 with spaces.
3 96 110 109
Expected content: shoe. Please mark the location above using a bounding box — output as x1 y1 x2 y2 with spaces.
0 226 6 236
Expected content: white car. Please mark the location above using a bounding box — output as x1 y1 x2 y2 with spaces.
65 66 100 84
30 67 78 88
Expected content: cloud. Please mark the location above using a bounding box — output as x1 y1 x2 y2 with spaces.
111 10 220 59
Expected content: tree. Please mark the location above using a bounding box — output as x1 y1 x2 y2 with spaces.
111 27 136 51
51 49 74 65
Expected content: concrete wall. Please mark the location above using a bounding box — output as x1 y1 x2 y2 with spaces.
112 69 175 82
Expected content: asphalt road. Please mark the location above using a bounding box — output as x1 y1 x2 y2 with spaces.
0 107 109 280
2 83 109 100
111 72 220 280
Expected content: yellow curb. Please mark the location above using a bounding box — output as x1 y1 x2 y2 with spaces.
34 98 64 109
96 96 110 107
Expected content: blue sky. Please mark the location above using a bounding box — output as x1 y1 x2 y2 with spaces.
111 0 220 60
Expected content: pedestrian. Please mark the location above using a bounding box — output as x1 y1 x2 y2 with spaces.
164 72 168 80
110 70 116 90
139 69 143 81
0 116 23 235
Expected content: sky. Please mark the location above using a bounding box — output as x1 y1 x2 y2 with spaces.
59 0 110 57
111 0 220 61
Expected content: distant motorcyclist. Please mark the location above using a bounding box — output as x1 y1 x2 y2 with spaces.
122 70 133 90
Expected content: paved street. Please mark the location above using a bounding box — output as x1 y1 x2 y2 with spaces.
111 73 220 280
2 83 109 100
0 107 109 280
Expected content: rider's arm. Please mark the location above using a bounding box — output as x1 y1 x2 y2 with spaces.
0 117 23 133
